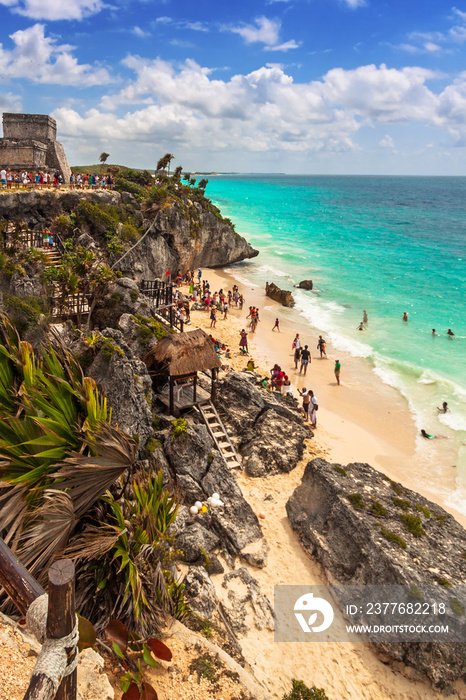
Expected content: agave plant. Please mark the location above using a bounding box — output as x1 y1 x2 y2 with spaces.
68 469 180 634
0 314 136 578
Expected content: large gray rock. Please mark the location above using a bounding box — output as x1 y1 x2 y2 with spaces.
87 328 153 451
218 372 309 477
164 424 267 566
221 568 274 636
286 458 466 689
183 567 217 619
240 409 308 478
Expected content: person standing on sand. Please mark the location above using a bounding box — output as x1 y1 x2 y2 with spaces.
272 318 280 332
292 334 300 350
403 312 409 322
239 329 248 354
300 345 311 375
317 336 327 358
298 387 311 421
294 344 302 369
334 359 341 385
309 390 318 428
210 307 217 328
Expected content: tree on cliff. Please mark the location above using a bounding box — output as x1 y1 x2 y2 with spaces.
156 153 174 176
99 152 110 173
198 178 209 192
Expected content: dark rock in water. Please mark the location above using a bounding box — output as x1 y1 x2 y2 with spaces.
286 458 466 688
265 282 295 307
297 279 313 290
217 372 310 477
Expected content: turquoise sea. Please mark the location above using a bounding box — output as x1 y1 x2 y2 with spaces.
206 175 466 510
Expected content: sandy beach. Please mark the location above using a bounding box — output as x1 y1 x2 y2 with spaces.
179 269 466 700
186 267 466 528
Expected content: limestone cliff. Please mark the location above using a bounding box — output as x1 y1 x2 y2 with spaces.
0 187 258 274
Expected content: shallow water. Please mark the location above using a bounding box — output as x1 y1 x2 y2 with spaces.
206 174 466 512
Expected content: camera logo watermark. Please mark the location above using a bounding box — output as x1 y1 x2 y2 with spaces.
294 592 334 633
275 585 466 643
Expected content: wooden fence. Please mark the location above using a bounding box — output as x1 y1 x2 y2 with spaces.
1 226 67 258
0 538 77 700
139 279 173 308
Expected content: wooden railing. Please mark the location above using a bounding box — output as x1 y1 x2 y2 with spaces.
139 279 174 308
0 538 77 700
0 226 67 258
49 290 91 323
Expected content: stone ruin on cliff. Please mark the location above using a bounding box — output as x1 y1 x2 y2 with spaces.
0 113 70 183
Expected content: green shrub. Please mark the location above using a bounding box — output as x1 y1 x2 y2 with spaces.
347 493 364 510
437 577 452 587
392 497 411 511
129 289 139 303
333 465 347 476
131 313 169 345
101 337 124 360
380 527 407 549
282 679 330 700
450 597 465 616
371 501 387 517
389 480 404 496
400 514 425 537
434 514 447 526
407 584 422 600
416 505 431 517
172 418 188 440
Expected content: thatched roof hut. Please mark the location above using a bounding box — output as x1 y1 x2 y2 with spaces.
144 329 221 412
144 329 221 376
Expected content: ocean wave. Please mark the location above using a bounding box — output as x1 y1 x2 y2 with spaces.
257 264 288 278
439 412 466 432
222 269 260 288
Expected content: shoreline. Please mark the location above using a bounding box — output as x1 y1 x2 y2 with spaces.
187 267 466 529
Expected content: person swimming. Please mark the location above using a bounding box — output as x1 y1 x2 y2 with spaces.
421 429 448 439
447 329 455 337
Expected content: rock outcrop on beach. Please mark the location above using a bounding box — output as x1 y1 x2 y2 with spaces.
297 279 313 290
217 372 310 477
265 282 295 307
286 458 466 689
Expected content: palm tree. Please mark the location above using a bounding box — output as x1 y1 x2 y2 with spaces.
0 315 135 578
197 178 209 192
156 153 174 177
173 165 183 184
99 152 110 174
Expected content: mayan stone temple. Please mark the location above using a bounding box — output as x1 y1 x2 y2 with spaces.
0 112 71 182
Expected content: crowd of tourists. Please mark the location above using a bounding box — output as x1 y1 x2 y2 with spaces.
0 168 114 190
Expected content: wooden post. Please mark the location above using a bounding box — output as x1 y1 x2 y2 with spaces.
211 368 217 405
23 559 77 700
193 374 197 404
169 376 174 415
48 560 77 700
0 538 45 614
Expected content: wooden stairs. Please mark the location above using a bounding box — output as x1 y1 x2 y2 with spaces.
197 400 242 470
43 249 63 266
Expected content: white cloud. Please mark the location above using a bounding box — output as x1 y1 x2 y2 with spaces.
0 90 22 112
341 0 366 8
132 26 150 38
0 0 107 21
265 39 300 52
379 134 395 148
0 24 111 86
229 17 281 46
56 59 466 163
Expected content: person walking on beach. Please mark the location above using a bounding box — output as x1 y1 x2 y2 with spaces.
402 312 409 322
298 387 311 421
223 301 228 320
317 335 327 358
300 345 311 375
239 329 248 354
210 307 217 328
334 358 341 385
294 344 302 369
272 318 280 332
309 390 318 428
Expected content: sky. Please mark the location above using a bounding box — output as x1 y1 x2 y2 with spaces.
1 0 466 175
